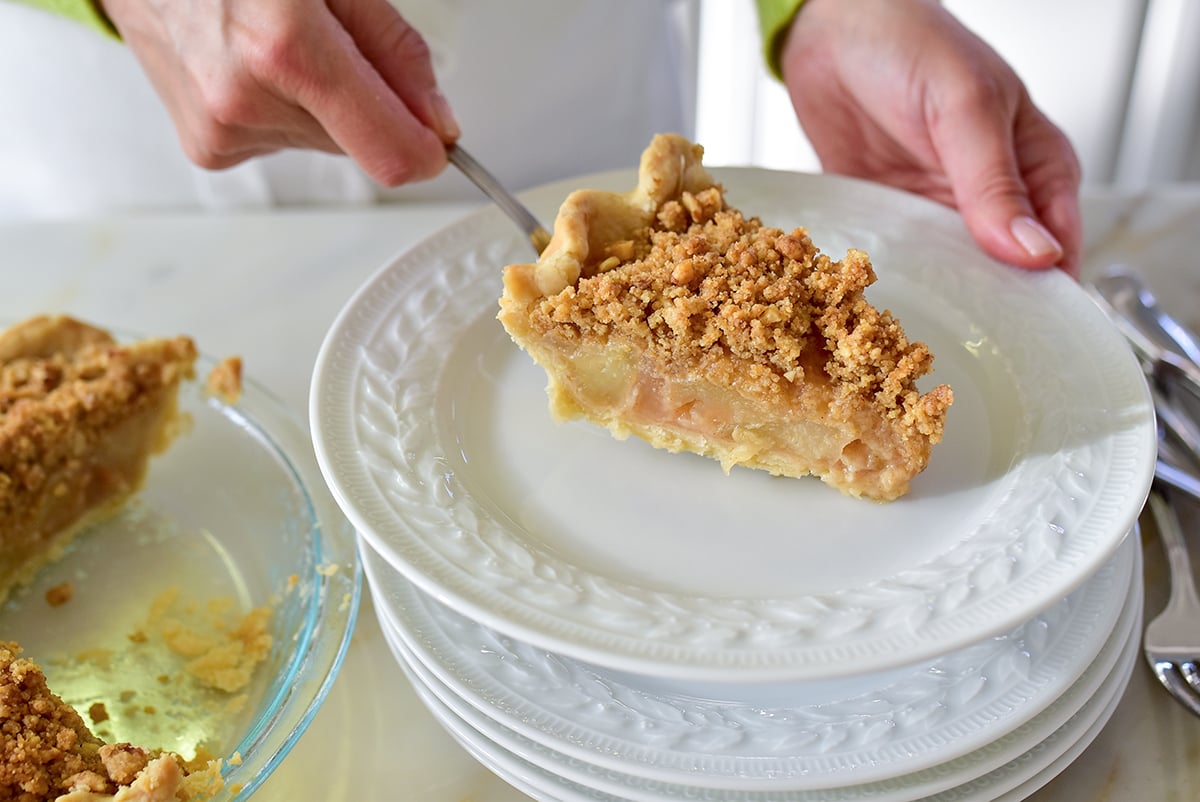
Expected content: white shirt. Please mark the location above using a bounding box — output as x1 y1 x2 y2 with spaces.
0 0 698 218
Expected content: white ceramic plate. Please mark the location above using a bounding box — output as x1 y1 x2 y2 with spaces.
384 569 1141 802
312 167 1155 682
363 534 1133 790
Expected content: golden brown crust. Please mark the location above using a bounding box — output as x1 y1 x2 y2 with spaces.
498 134 953 500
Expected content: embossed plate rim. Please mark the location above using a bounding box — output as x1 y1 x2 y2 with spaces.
311 167 1155 682
382 560 1142 802
364 534 1136 791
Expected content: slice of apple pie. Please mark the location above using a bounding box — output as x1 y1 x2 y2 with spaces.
498 134 952 501
0 316 197 601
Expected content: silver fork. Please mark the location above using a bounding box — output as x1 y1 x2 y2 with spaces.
446 144 551 256
1143 488 1200 716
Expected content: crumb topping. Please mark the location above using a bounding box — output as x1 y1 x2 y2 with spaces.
0 322 197 515
525 186 950 431
1 641 106 799
1 641 227 802
204 357 242 405
0 642 190 802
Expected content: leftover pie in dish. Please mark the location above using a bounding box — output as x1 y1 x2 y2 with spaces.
498 134 952 501
0 315 197 601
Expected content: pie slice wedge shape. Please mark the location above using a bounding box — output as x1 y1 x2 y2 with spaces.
498 134 952 501
0 315 197 601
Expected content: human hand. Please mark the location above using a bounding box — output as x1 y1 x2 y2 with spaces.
779 0 1081 276
100 0 460 186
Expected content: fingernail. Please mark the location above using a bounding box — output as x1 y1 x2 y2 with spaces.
431 91 460 141
1010 215 1063 259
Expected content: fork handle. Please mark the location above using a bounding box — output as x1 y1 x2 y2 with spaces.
1151 491 1200 617
447 144 550 255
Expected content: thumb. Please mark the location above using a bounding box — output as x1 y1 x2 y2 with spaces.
933 102 1063 270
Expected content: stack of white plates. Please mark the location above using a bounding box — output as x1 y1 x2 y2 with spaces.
311 168 1158 802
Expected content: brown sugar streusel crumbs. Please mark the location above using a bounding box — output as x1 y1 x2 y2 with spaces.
88 702 109 724
527 186 948 431
45 582 74 607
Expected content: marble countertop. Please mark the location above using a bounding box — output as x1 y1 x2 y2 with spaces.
2 187 1198 801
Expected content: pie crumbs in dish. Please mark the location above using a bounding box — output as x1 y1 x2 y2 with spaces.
0 314 360 800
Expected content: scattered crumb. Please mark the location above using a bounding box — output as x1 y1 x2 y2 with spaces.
316 563 339 577
88 702 109 724
180 757 225 799
228 752 242 766
205 356 243 404
127 630 148 644
45 581 74 607
152 589 273 693
180 612 272 694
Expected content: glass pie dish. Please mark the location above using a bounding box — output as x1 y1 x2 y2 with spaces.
0 352 361 800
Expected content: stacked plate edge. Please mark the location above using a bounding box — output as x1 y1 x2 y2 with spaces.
360 531 1141 802
311 167 1157 800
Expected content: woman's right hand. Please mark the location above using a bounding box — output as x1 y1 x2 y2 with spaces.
100 0 461 185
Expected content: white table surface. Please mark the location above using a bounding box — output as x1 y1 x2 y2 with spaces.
3 187 1199 801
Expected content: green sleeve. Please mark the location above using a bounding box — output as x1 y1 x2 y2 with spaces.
755 0 806 80
11 0 118 38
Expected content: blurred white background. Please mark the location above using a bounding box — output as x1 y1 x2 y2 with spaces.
696 0 1200 188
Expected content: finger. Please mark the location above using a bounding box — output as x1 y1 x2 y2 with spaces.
1019 109 1083 278
331 0 460 143
194 115 346 170
180 84 346 168
929 84 1064 271
257 5 449 186
1039 192 1082 278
